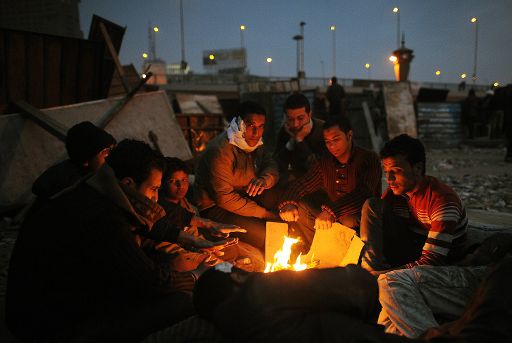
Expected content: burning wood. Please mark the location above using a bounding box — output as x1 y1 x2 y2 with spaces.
264 236 316 273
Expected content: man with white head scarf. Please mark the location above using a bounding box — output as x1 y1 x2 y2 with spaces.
194 101 280 252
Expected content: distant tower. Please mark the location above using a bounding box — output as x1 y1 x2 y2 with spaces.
391 34 414 81
144 22 167 85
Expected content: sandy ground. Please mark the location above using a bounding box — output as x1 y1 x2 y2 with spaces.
0 145 511 340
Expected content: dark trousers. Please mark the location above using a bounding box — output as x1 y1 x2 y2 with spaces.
72 292 194 342
10 292 194 343
360 198 424 270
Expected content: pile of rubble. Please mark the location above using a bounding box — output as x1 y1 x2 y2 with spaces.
429 147 512 213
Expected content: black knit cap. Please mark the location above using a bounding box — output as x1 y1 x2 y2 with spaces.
65 121 116 165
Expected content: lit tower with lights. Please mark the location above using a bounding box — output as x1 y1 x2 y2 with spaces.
390 33 414 81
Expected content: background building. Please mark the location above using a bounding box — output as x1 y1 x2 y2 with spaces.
0 0 83 38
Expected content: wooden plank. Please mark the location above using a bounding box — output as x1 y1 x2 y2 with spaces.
60 37 79 105
99 22 130 93
15 100 67 141
26 33 45 108
76 42 97 102
6 31 27 107
44 36 62 107
0 30 7 113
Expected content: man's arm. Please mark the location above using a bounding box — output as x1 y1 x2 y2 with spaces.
210 149 271 218
255 150 279 189
90 216 196 294
405 197 466 268
279 159 324 206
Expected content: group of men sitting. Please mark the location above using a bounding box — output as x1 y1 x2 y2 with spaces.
5 93 511 342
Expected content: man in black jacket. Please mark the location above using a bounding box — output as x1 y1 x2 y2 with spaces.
6 139 223 342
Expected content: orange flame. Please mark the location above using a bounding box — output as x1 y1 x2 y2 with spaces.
264 236 309 273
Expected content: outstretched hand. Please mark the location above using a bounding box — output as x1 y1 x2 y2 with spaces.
314 210 335 230
279 204 299 222
246 177 267 197
208 222 246 238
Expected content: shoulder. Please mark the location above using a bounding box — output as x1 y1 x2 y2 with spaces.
353 146 380 162
425 176 462 203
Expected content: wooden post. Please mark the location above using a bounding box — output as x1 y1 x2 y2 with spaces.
98 22 131 94
15 100 67 141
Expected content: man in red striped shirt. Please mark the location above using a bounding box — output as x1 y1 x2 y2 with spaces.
278 116 382 248
360 134 468 272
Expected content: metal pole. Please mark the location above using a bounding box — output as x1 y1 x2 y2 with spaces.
332 27 336 77
296 39 300 76
180 0 186 71
300 21 305 77
472 21 478 83
397 11 401 48
240 26 245 71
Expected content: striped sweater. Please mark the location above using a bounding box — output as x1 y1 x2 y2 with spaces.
280 146 382 218
383 176 468 267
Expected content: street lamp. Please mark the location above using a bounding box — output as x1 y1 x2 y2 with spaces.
266 57 272 77
393 7 400 48
435 69 441 82
148 23 159 60
240 24 246 47
461 73 467 79
293 34 303 78
470 17 479 83
142 52 148 59
364 63 371 79
330 25 336 77
240 24 246 71
209 54 215 61
299 21 306 78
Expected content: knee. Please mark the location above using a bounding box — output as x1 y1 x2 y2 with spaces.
378 269 417 289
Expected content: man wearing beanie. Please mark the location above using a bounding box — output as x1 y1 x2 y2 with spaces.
32 121 116 199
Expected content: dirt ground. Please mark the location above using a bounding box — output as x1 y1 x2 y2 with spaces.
0 145 511 341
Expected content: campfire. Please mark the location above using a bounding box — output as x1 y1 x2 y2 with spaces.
264 236 316 273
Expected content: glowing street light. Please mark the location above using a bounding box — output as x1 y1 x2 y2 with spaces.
389 55 398 64
461 73 467 79
266 57 272 77
393 7 400 48
493 81 500 88
470 17 479 83
364 63 371 79
330 25 336 76
435 70 441 76
240 24 246 71
153 26 159 32
142 52 148 59
209 54 215 60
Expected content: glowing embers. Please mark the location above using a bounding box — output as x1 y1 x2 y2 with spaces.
264 236 316 273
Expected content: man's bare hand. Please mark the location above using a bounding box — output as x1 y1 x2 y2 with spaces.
279 204 299 222
246 177 267 197
209 223 246 238
314 210 335 230
177 231 239 253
